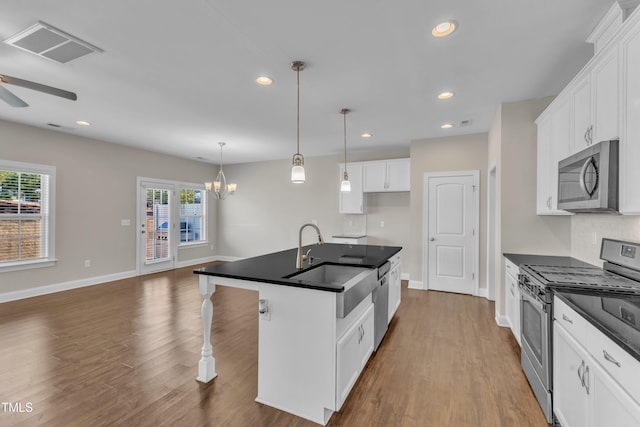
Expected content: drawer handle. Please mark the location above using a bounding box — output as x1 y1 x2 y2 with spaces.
577 360 585 387
584 365 590 395
562 314 573 324
603 350 621 368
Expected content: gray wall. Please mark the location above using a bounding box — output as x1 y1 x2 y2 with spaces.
409 133 489 290
488 97 572 316
218 148 411 272
0 120 217 294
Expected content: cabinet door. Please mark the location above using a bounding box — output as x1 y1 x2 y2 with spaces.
553 322 590 427
620 21 640 213
591 359 640 427
592 45 619 142
386 159 410 191
571 74 592 154
506 273 521 345
339 163 365 214
362 161 387 192
388 264 401 323
505 271 515 330
336 304 374 410
536 115 552 214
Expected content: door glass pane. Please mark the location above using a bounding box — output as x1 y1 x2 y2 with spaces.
522 300 543 363
145 188 170 262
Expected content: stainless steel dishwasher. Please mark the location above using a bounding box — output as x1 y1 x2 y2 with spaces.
372 261 390 350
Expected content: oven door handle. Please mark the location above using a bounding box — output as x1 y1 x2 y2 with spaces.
520 287 544 311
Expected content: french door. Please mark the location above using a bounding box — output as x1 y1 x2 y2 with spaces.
138 179 175 274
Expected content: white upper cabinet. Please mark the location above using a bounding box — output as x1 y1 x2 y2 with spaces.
536 97 572 215
570 74 592 153
339 163 365 214
620 11 640 214
591 45 619 143
363 158 410 192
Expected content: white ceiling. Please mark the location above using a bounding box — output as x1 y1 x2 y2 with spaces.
0 0 613 165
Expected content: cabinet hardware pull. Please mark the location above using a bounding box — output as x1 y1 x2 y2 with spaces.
584 365 590 395
577 360 585 387
603 350 621 367
562 314 573 324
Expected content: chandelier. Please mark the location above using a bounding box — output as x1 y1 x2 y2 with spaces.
205 142 237 200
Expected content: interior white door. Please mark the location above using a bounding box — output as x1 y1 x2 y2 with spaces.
426 173 478 295
138 180 175 274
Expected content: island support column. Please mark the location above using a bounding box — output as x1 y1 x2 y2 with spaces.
196 275 217 382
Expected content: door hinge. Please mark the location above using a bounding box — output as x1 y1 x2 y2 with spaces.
472 273 475 280
472 229 475 236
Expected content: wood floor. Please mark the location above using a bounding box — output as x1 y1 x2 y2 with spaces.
0 264 547 427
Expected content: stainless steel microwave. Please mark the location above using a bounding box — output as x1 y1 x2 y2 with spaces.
557 139 619 214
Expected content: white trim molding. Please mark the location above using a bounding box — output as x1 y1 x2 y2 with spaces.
408 280 423 290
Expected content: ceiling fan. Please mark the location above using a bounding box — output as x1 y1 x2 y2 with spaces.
0 74 77 107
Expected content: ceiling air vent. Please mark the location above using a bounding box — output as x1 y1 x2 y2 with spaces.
460 119 472 127
4 21 103 64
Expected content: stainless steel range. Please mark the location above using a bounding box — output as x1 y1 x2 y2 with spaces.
518 238 640 424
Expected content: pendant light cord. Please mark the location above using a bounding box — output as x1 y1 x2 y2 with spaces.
343 111 347 165
296 67 300 155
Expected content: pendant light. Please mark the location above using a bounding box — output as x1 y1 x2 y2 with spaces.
205 142 237 200
340 108 351 192
290 61 306 183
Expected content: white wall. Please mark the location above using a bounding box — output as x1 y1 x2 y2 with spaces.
0 120 217 296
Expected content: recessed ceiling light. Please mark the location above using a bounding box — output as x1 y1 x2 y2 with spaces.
256 76 273 85
441 123 454 129
361 133 372 138
76 120 90 126
437 91 455 100
432 21 457 38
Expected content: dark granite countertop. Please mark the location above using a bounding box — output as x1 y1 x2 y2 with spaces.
503 253 594 269
555 290 640 362
194 243 401 293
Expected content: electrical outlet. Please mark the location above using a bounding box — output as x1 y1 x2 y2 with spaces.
84 259 91 268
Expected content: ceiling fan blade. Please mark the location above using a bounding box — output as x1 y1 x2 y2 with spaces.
0 74 77 101
0 85 29 107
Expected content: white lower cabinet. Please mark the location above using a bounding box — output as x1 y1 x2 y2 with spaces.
504 258 521 345
553 323 591 427
336 303 374 410
388 254 401 323
553 296 640 427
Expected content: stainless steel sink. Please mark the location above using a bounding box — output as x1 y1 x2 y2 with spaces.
287 264 377 318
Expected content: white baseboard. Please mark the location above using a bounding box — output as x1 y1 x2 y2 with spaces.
495 314 511 328
0 270 137 303
476 287 489 299
401 273 410 281
408 280 423 290
0 255 245 304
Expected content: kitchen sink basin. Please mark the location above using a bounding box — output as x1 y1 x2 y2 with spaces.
287 264 377 318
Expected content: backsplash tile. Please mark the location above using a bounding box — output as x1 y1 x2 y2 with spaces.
571 215 640 266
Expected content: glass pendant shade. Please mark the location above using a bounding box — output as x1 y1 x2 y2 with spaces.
341 177 351 192
291 165 305 183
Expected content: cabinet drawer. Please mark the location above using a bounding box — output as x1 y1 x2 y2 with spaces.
505 258 519 279
554 296 589 345
587 324 640 404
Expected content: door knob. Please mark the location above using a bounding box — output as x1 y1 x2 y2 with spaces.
430 237 436 241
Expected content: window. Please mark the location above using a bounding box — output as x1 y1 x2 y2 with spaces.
179 187 205 245
0 160 56 271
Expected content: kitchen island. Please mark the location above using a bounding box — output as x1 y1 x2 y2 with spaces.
194 243 401 425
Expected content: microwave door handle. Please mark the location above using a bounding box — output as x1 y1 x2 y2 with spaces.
579 157 596 197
